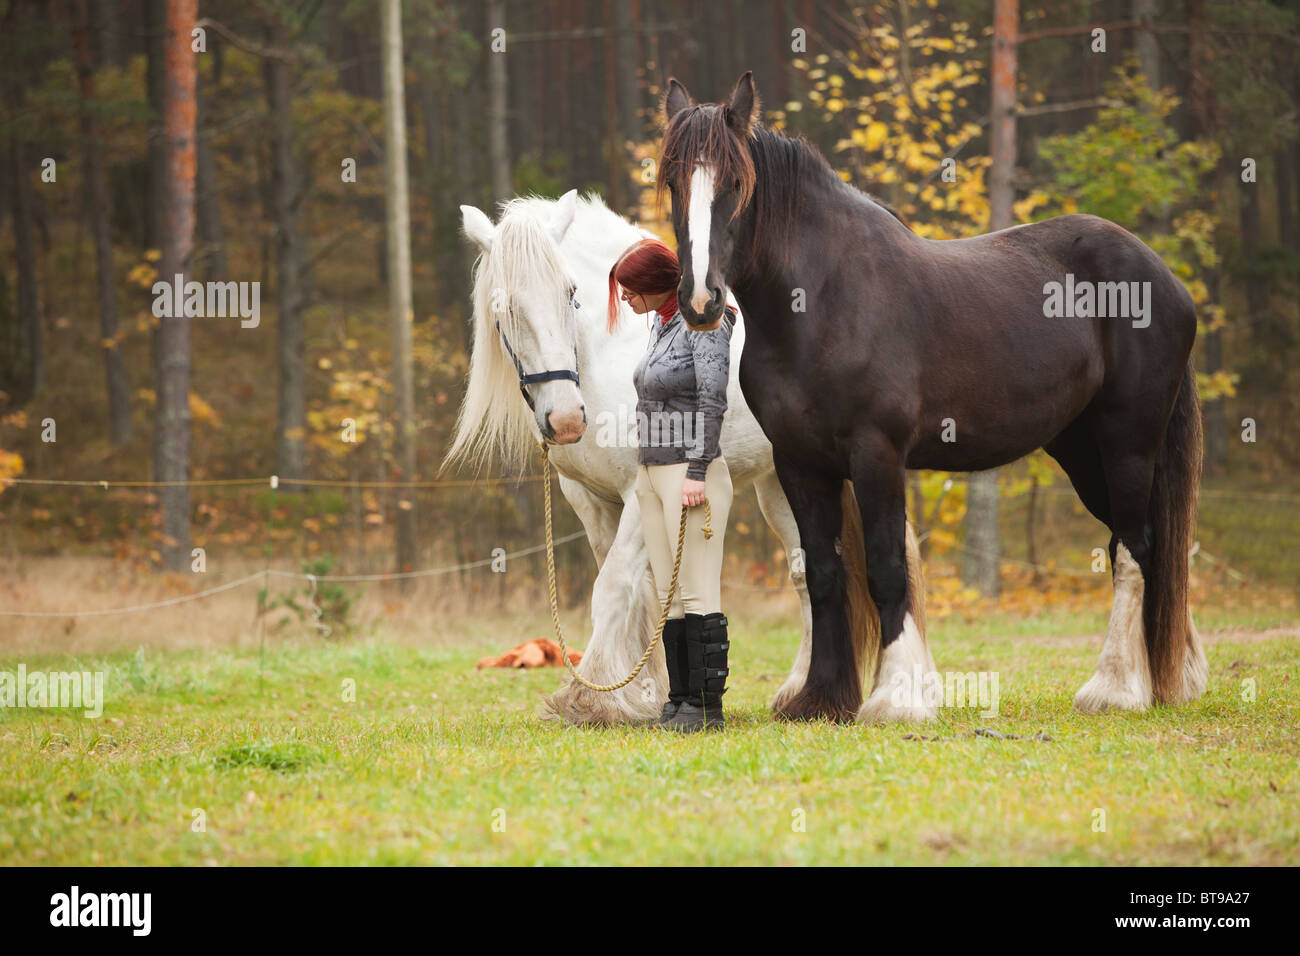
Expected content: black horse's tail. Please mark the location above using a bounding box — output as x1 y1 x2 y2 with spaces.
1144 361 1202 704
838 482 873 714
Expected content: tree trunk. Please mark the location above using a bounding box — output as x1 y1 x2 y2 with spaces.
962 0 1017 599
452 48 475 349
195 57 227 276
146 0 167 253
1 2 42 402
73 0 132 445
1278 145 1296 253
1293 57 1300 259
4 117 41 404
381 0 418 577
264 27 306 480
418 67 446 310
613 0 641 145
908 472 926 561
1133 0 1159 88
1188 0 1226 475
1239 168 1267 323
603 2 625 212
487 0 510 203
1026 473 1040 586
157 0 196 572
97 0 121 68
146 0 166 476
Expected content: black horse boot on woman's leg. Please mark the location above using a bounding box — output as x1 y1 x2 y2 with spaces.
655 617 689 725
663 612 729 732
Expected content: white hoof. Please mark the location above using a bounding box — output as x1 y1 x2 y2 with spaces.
770 677 804 713
1073 671 1152 714
857 683 939 723
858 612 939 723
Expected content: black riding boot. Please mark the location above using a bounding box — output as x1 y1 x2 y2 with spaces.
655 617 689 724
663 612 728 732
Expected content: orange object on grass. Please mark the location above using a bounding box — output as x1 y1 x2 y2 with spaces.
476 638 582 669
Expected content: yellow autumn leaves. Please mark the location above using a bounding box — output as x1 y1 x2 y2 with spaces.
776 12 994 240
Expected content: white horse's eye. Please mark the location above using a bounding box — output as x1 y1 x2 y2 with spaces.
572 294 581 310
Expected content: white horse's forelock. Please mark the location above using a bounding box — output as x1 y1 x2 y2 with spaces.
443 197 579 475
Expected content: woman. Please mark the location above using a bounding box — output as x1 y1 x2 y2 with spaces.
607 238 735 732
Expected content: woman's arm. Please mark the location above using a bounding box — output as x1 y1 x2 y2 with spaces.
684 316 732 482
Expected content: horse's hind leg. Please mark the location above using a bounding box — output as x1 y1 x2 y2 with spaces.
752 469 814 713
851 438 938 723
1073 431 1160 714
1044 423 1112 529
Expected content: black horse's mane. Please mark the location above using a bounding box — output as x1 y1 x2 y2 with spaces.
749 124 909 232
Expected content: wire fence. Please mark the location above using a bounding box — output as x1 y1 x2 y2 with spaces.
0 469 1284 616
0 531 588 618
0 471 588 619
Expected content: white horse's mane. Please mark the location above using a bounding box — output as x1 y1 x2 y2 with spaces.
441 192 643 475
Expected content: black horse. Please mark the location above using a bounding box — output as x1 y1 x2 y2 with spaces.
659 72 1207 723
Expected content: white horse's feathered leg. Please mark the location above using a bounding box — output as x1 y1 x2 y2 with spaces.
540 491 666 725
753 469 814 711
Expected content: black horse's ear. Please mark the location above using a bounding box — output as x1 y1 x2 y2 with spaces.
665 77 692 122
726 71 759 136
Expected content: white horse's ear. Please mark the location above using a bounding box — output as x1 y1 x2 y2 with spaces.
550 189 578 244
460 204 496 253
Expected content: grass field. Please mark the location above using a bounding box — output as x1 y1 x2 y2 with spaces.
1 606 1296 866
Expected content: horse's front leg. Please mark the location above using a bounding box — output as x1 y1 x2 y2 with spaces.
557 473 620 566
539 490 666 726
769 453 861 722
852 440 940 722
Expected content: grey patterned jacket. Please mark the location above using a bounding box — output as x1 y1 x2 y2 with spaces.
632 307 734 481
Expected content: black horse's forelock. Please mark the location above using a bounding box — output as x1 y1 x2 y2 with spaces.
658 103 755 220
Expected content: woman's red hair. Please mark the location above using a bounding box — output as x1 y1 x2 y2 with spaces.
606 238 681 333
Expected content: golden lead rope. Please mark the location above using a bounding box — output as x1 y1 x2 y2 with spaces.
540 442 711 692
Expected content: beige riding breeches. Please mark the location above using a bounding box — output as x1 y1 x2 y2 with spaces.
634 457 733 616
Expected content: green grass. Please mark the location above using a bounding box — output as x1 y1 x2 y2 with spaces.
0 611 1296 866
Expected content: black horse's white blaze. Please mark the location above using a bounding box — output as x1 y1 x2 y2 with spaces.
687 165 717 316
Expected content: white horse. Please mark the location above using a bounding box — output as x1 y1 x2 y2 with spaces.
442 190 929 725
